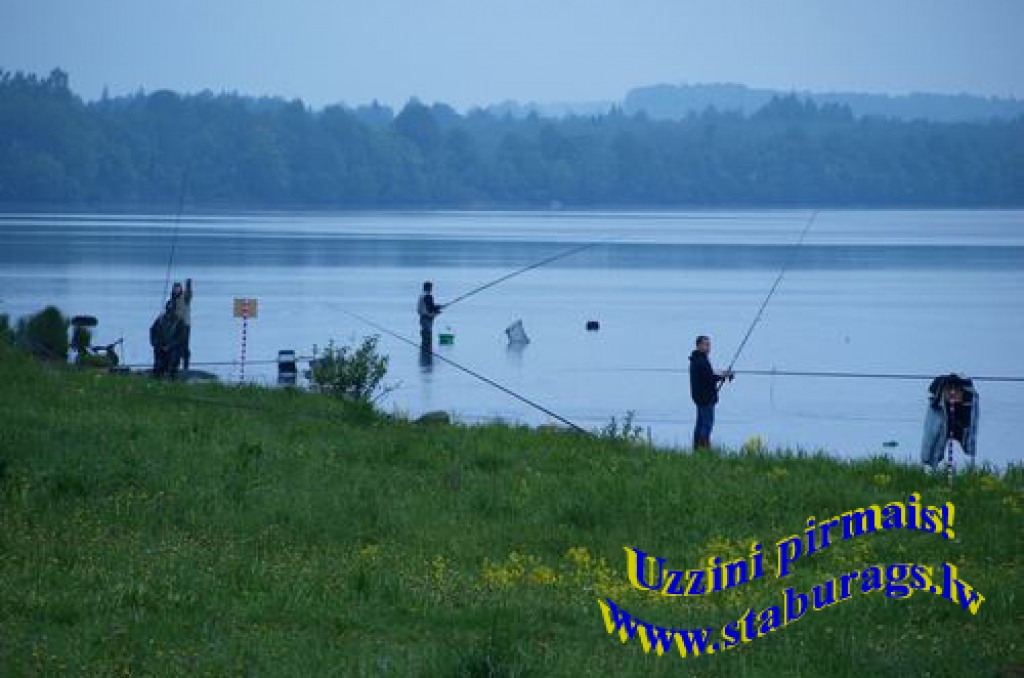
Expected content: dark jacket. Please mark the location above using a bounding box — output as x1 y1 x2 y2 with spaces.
150 309 185 350
689 350 721 406
417 293 441 318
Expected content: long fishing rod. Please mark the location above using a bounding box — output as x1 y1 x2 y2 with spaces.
443 236 618 309
575 366 1024 383
719 210 819 389
337 307 589 434
160 165 191 307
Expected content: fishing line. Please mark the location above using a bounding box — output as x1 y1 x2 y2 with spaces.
443 235 620 309
735 369 1024 383
719 210 819 389
160 166 191 307
117 358 1024 385
571 366 1024 383
337 307 589 434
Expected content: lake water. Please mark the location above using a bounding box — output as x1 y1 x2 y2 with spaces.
2 210 1023 467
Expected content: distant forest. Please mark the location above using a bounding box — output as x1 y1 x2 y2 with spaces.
622 83 1024 123
2 68 1023 208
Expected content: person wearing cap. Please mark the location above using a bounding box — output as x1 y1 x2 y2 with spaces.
417 281 444 347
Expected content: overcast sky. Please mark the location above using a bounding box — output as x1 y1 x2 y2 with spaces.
3 0 1023 110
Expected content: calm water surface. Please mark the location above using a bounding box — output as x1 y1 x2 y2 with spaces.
2 210 1022 467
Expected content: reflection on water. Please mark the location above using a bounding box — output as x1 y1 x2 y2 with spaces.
419 345 435 373
1 210 1023 466
505 341 528 367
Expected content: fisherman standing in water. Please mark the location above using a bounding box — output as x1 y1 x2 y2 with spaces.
689 334 733 449
417 281 444 348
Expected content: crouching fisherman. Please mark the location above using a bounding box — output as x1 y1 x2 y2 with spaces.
921 374 979 470
150 301 186 379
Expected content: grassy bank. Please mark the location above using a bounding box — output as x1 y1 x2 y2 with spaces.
0 339 1021 677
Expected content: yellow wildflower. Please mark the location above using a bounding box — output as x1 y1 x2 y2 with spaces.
529 565 558 586
565 546 591 570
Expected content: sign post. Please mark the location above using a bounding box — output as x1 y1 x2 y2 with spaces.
233 298 258 382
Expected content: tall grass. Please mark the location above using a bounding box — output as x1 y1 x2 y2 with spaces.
0 339 1021 677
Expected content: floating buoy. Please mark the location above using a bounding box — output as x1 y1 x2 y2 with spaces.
586 320 600 331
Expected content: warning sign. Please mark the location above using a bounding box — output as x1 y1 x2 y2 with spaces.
233 298 258 319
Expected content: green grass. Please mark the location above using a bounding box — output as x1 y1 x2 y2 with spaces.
1 339 1021 677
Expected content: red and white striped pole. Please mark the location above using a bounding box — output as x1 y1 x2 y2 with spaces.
947 397 955 489
239 305 248 383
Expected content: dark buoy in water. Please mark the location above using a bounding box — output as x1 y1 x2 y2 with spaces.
586 320 600 331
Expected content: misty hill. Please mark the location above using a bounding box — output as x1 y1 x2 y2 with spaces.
2 68 1023 208
623 83 1024 122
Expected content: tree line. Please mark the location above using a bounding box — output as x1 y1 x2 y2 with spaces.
2 68 1023 208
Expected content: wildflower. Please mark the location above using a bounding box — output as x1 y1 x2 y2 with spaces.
529 565 557 586
481 558 517 590
979 475 1002 491
431 555 447 581
742 435 767 455
704 535 734 554
565 546 591 570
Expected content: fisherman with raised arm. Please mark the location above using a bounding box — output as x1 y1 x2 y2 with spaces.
170 278 193 372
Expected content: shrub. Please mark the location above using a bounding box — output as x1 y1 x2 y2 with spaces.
15 305 69 361
310 335 394 404
599 410 645 444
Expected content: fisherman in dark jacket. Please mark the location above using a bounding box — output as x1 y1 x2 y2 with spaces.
417 281 444 347
150 301 186 379
689 335 733 449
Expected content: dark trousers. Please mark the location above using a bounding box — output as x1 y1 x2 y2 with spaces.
153 347 179 378
419 317 433 348
693 404 715 449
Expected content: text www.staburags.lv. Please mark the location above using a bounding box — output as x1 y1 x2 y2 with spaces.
597 562 984 659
